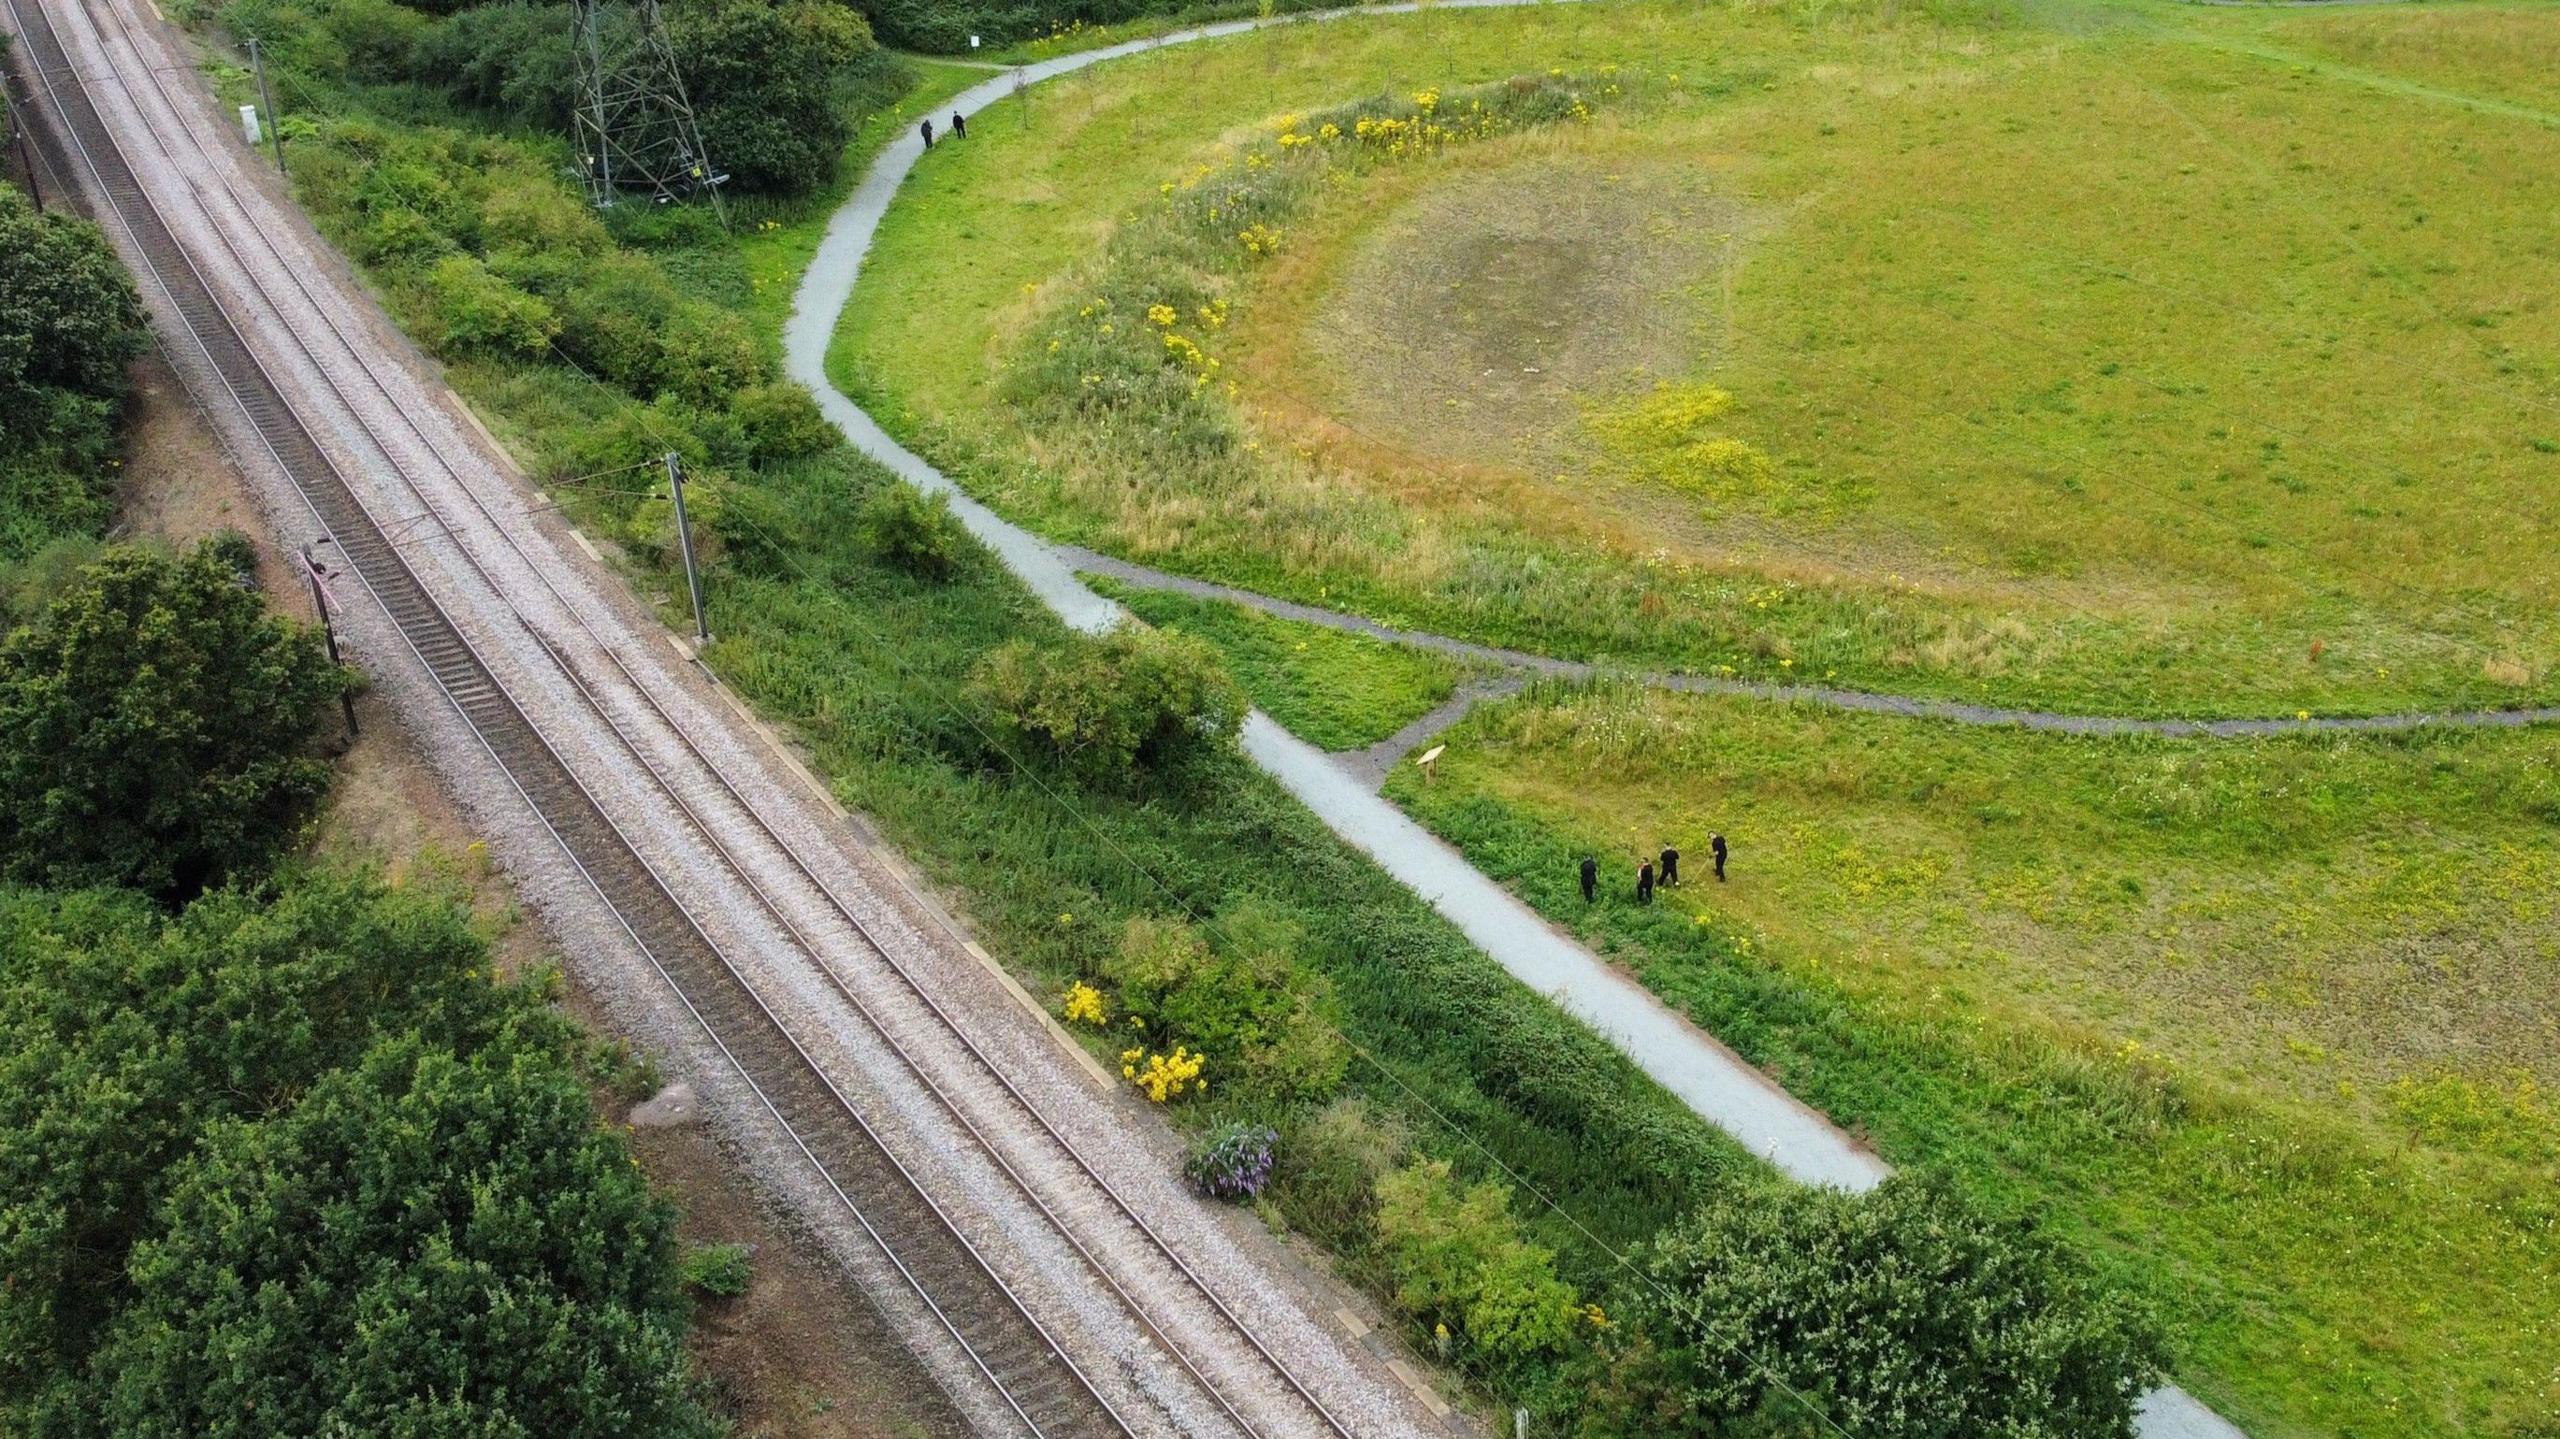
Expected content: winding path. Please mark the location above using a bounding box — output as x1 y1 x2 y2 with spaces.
784 7 2312 1435
1070 545 2560 756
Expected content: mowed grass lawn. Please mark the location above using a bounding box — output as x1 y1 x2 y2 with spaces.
1385 682 2560 1438
834 0 2560 717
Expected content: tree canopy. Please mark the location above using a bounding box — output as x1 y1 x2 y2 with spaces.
0 183 145 406
92 1038 715 1439
0 182 148 562
1632 1172 2170 1439
668 0 875 194
0 874 544 1410
0 534 351 900
0 872 718 1438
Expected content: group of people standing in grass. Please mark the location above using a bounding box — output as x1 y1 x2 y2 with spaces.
1580 834 1725 904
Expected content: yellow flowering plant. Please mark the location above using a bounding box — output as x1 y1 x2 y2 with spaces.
1061 982 1109 1028
1126 1045 1205 1103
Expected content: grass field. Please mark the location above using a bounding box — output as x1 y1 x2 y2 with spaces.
1099 579 1468 749
825 4 2560 1429
1385 682 2560 1437
2243 4 2560 117
723 56 993 352
834 0 2560 717
1401 681 2560 1111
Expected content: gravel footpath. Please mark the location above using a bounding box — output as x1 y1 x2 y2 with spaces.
49 0 1455 1433
1072 549 2560 749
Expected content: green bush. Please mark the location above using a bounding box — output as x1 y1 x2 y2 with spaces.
547 397 708 491
668 0 875 195
1270 1096 1407 1252
854 481 964 581
0 184 145 406
552 249 685 393
658 301 766 408
0 391 124 564
731 381 837 462
679 1241 755 1298
969 622 1245 783
1103 906 1345 1105
415 253 560 358
0 535 351 901
352 153 477 249
1632 1172 2170 1439
1375 1158 1582 1372
352 202 455 267
411 0 581 124
481 171 611 262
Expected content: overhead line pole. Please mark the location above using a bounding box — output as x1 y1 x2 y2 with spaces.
666 450 710 646
245 36 284 175
302 540 360 737
4 79 40 211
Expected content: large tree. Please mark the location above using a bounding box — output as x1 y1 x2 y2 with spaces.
0 533 351 899
0 875 534 1412
90 1037 717 1439
669 0 873 194
0 182 144 407
0 873 720 1438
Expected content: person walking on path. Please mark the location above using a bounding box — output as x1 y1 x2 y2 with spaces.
1710 833 1729 882
920 117 935 148
1636 857 1656 904
1659 844 1680 888
1579 854 1598 904
952 111 967 139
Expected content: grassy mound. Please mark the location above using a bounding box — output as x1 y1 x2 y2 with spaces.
838 0 2560 717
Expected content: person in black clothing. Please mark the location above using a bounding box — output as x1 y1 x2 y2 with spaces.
1659 844 1680 888
920 118 935 148
1710 833 1729 882
952 110 967 139
1579 854 1598 903
1636 858 1655 903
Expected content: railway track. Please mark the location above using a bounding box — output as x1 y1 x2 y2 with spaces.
5 1 1374 1434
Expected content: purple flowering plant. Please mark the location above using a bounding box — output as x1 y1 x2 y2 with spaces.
1184 1122 1278 1202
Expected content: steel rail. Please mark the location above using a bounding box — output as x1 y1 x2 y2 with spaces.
3 3 1128 1433
65 0 1370 1432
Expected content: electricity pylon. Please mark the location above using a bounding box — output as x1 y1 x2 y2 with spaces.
570 0 724 213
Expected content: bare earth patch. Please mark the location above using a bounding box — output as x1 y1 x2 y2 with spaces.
1299 150 1746 477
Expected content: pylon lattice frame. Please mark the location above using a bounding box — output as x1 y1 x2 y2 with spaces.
571 0 723 210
